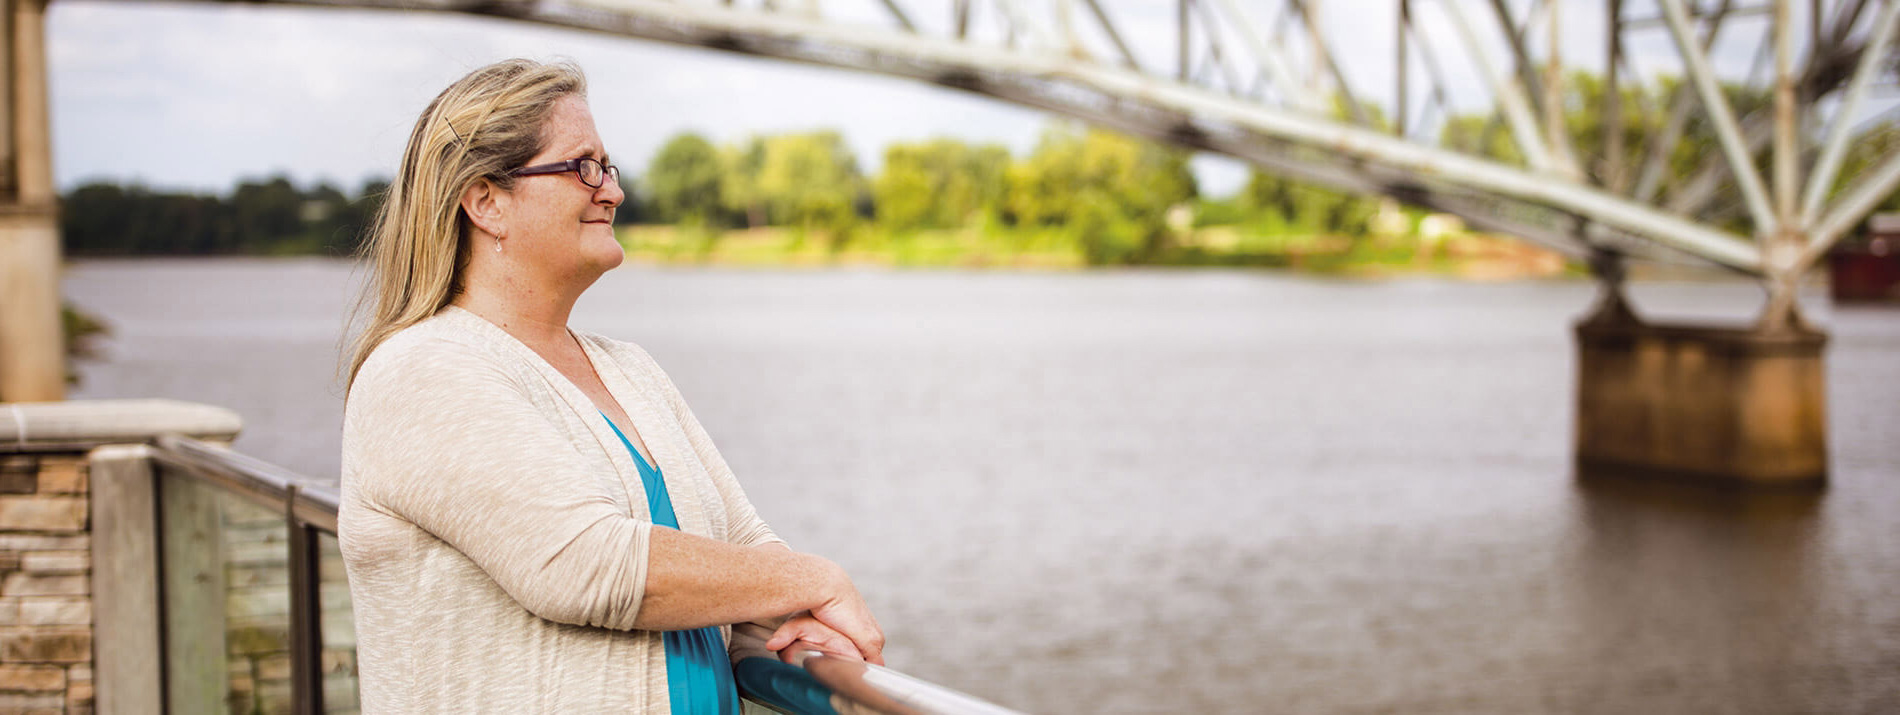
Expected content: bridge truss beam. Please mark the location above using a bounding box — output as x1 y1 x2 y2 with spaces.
135 0 1900 319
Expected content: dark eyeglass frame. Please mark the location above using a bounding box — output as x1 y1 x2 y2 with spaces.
508 157 620 189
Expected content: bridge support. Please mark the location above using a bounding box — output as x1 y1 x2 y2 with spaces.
0 0 64 402
1573 270 1828 488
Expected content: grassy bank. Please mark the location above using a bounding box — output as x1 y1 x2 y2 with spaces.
617 224 1581 279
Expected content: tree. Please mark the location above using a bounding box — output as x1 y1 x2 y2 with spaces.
61 183 134 255
61 177 388 256
873 139 1011 232
328 179 388 255
646 133 724 225
753 131 864 242
1240 165 1378 238
719 138 768 229
1005 124 1196 264
873 145 936 231
230 176 304 253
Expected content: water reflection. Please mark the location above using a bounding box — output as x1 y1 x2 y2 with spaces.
1563 472 1835 711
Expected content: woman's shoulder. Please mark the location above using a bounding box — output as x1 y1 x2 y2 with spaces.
354 311 518 390
574 330 661 371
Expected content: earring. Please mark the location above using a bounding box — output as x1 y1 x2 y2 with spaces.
493 235 503 253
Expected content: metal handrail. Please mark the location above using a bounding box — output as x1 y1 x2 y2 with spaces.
145 434 1024 715
153 434 339 532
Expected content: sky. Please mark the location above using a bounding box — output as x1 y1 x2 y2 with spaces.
49 0 1203 195
43 0 1818 200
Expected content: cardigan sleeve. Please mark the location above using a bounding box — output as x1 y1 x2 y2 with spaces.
345 337 654 631
618 342 786 551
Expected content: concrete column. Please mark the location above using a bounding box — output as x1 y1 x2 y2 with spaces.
1574 284 1828 487
9 0 50 207
1 0 63 402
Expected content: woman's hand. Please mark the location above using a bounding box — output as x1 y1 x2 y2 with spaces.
766 562 886 665
764 613 866 664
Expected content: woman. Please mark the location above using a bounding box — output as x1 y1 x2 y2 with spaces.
339 59 882 712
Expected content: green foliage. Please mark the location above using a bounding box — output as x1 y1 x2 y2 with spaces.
230 177 304 250
1192 197 1249 227
1240 164 1377 238
1003 124 1197 264
59 176 384 256
1829 121 1900 215
873 139 1009 232
645 133 724 225
754 130 865 243
718 138 769 229
60 302 109 386
613 176 647 225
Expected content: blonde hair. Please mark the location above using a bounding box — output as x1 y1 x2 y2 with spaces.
345 59 588 387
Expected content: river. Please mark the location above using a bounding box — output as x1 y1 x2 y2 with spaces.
63 258 1900 713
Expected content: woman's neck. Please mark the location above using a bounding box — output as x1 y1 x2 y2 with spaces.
452 288 577 355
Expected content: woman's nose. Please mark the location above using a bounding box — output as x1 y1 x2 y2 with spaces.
597 178 625 207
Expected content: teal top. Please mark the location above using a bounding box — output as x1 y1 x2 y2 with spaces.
602 414 741 715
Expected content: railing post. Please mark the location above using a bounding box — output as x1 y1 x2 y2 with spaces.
89 444 163 715
286 487 325 715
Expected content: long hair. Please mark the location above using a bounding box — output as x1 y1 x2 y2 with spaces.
344 59 587 388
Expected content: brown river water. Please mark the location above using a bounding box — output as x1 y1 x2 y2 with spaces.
63 258 1900 714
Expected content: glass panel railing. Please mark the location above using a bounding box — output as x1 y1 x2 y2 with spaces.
154 464 299 714
154 469 236 714
152 435 338 715
222 488 294 714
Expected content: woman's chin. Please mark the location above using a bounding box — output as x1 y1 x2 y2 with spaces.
583 231 627 270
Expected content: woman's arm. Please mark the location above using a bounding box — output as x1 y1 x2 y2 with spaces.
607 340 884 661
638 529 884 664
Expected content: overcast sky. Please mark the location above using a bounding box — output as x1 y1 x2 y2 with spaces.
49 0 1205 195
44 0 1814 199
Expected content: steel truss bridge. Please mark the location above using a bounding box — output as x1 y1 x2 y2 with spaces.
116 0 1900 318
3 0 1899 397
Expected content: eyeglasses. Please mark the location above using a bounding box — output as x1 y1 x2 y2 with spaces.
508 157 620 189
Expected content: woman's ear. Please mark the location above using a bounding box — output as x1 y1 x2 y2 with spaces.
460 178 509 238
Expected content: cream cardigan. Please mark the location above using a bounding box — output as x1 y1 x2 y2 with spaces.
339 306 784 712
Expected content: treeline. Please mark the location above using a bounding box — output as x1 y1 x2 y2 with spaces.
61 177 388 256
56 123 1221 265
59 69 1900 260
644 124 1203 264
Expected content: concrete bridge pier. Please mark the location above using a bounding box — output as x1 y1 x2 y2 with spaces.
1573 255 1828 488
0 0 64 402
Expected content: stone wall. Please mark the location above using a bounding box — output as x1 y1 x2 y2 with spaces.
0 453 95 714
